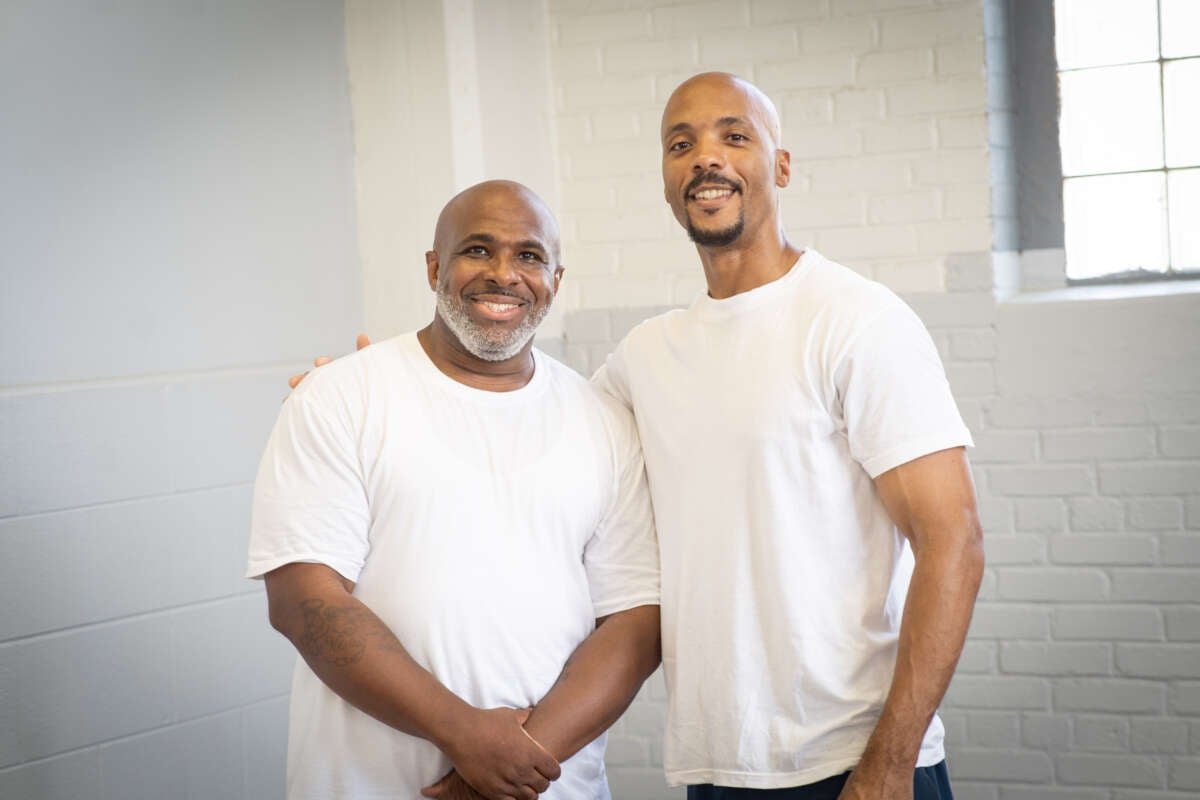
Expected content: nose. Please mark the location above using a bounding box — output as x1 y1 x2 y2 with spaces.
483 251 521 285
691 135 725 173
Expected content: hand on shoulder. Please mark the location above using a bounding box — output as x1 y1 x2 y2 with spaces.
287 334 372 390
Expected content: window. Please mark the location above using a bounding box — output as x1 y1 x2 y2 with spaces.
1055 0 1200 282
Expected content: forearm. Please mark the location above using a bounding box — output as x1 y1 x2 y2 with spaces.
266 564 473 748
523 604 662 761
863 531 984 770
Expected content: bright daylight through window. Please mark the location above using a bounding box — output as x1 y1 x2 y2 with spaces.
1055 0 1200 281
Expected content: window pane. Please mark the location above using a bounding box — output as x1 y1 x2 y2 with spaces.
1162 0 1200 58
1055 0 1159 69
1064 172 1168 280
1165 58 1200 167
1169 169 1200 271
1059 64 1163 175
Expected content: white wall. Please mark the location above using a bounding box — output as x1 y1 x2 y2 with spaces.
0 1 362 796
346 0 563 341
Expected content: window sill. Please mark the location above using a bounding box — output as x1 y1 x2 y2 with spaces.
1002 277 1200 306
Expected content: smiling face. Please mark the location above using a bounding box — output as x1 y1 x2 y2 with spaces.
660 73 789 250
426 181 563 362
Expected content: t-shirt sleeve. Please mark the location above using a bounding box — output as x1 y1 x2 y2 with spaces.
246 377 371 583
838 300 974 479
582 396 660 619
590 342 634 412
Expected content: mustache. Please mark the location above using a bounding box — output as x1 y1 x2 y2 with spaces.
467 285 533 303
685 172 742 197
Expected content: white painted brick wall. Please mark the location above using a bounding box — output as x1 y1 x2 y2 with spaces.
550 0 994 312
549 2 1200 797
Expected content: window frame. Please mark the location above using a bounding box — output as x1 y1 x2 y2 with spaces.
1054 0 1200 285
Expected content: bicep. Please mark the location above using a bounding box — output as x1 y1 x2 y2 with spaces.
264 562 356 633
872 446 980 553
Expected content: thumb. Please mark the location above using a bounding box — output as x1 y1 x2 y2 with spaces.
356 333 371 351
516 706 533 725
420 778 446 798
420 768 454 798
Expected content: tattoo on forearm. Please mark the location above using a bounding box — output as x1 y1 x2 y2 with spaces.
298 598 372 666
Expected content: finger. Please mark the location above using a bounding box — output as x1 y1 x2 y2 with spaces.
313 356 332 367
356 333 371 350
520 731 560 781
288 371 308 389
515 707 532 726
420 778 449 797
421 768 456 797
536 756 561 782
518 763 554 793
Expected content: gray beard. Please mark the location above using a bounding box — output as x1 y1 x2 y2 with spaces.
435 287 551 362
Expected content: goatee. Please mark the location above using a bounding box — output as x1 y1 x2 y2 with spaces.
687 213 744 247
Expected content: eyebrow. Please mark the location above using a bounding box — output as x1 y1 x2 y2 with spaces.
663 116 752 140
457 233 548 252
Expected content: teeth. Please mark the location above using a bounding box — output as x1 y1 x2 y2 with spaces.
694 188 733 200
481 301 518 312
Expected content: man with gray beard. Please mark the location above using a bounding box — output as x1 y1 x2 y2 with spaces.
248 180 660 800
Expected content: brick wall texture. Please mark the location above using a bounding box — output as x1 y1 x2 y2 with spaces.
546 1 1200 798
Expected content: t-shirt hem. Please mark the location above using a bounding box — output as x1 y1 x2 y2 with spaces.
592 592 661 620
245 553 363 584
665 745 946 789
665 755 862 789
860 429 974 479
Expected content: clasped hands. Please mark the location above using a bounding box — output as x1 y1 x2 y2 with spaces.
424 706 560 800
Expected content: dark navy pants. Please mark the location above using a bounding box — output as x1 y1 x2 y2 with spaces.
687 761 954 800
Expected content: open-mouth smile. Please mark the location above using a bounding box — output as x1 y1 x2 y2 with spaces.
469 294 528 322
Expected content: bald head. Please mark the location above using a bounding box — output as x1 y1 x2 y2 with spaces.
432 180 561 262
661 72 782 148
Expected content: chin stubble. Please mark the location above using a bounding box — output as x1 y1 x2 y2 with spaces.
686 211 745 247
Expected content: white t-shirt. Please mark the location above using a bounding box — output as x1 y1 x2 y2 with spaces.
248 332 659 800
593 250 973 789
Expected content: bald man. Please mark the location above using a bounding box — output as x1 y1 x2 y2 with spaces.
249 181 660 800
589 72 983 800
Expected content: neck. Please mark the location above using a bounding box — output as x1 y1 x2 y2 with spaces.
418 321 536 392
697 222 802 299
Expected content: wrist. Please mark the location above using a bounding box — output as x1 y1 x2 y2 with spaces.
522 713 568 763
857 738 919 778
425 697 477 757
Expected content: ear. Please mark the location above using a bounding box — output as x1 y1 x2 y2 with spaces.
553 266 565 294
425 250 439 291
775 148 791 188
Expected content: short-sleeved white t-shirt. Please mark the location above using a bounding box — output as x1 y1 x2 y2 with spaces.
593 250 973 789
248 332 659 800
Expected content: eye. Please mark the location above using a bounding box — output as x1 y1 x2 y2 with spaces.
668 140 691 152
463 245 488 256
518 251 547 263
727 132 748 142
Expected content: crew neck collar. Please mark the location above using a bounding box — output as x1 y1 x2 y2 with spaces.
692 248 819 320
407 332 549 404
